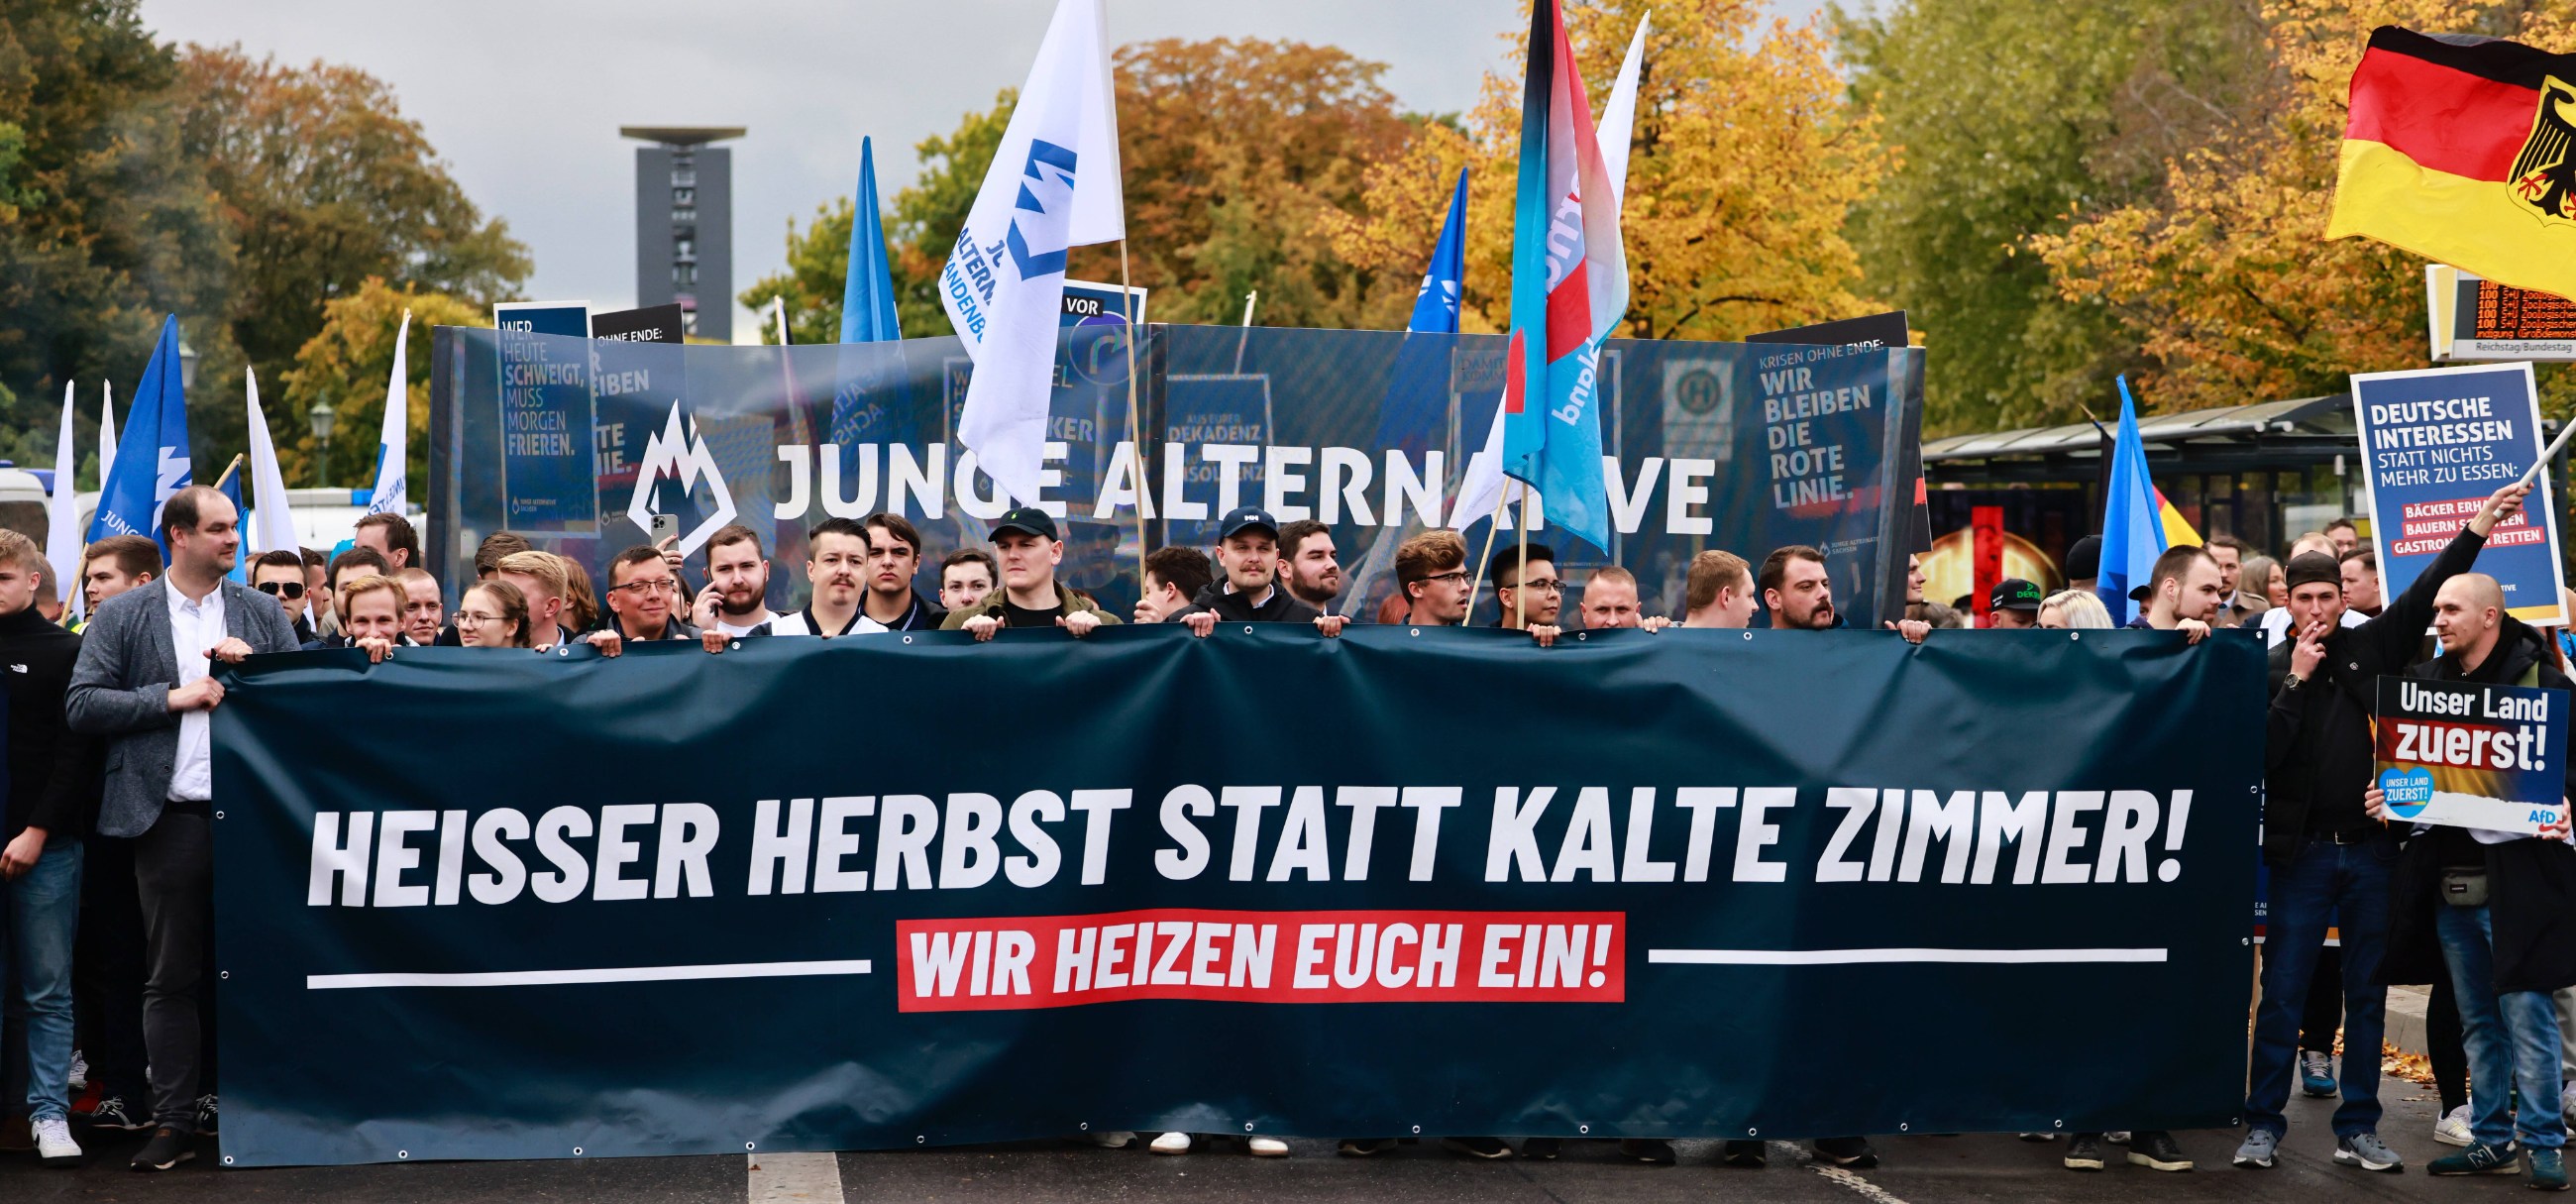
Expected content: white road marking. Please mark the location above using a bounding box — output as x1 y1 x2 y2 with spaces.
748 1150 844 1202
307 958 874 989
1813 1163 1912 1204
1648 947 2166 965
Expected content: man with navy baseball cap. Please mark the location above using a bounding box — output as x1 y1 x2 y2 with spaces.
1168 507 1346 638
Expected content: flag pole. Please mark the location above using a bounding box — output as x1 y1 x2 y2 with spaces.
1119 240 1147 587
212 453 244 491
1465 491 1509 625
1512 509 1529 629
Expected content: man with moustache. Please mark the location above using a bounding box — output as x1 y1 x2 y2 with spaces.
1275 518 1347 617
765 517 874 637
1760 545 1929 643
1170 509 1345 637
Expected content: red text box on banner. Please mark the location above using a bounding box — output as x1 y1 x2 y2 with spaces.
896 909 1627 1013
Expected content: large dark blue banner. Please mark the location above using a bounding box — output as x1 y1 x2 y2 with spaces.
211 627 2260 1167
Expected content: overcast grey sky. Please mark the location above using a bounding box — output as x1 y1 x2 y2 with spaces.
139 0 1828 341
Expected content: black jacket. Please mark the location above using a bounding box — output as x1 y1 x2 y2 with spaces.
0 606 98 839
2262 526 2486 864
2381 616 2576 992
1170 582 1321 624
874 591 948 632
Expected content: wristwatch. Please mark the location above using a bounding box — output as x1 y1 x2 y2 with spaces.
2284 673 2306 691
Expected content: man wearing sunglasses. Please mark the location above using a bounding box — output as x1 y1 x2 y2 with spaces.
249 550 313 643
585 545 699 657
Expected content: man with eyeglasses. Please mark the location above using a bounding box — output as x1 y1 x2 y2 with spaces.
248 551 313 643
584 545 698 657
1489 542 1562 647
1391 530 1472 626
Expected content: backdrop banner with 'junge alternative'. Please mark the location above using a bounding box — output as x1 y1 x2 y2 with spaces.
210 626 2261 1167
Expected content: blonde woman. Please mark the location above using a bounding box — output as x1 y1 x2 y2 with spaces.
2036 590 2113 629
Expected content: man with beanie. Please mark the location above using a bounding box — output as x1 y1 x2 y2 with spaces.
2063 535 2101 596
2234 481 2530 1174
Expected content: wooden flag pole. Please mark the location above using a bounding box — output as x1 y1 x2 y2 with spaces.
1512 511 1530 629
1119 240 1148 587
1464 490 1510 625
211 452 244 491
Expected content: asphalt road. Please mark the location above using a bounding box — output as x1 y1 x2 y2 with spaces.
0 1084 2506 1202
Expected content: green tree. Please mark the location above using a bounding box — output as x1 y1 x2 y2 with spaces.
175 46 529 456
0 0 233 474
1837 0 2265 433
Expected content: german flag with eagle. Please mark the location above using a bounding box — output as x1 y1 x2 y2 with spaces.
2328 26 2576 301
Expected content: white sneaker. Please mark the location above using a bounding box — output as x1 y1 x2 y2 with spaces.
1150 1131 1194 1154
1247 1136 1289 1157
33 1116 81 1167
1089 1130 1136 1149
2435 1104 2474 1148
2563 1081 2576 1128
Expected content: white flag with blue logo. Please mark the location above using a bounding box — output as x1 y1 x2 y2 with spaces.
367 309 411 515
939 0 1124 507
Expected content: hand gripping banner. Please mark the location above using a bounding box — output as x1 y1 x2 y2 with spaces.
211 626 2261 1166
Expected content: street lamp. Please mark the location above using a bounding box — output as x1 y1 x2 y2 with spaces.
176 336 198 390
308 390 336 488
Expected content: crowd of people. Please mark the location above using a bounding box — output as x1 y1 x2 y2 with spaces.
1 478 2571 1181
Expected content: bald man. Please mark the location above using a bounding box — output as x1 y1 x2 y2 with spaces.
1576 566 1668 631
2368 571 2576 1184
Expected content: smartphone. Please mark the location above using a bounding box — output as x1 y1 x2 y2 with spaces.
650 512 678 543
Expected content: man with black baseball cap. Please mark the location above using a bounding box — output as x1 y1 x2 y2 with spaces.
939 507 1119 640
1170 507 1346 637
1987 579 2044 628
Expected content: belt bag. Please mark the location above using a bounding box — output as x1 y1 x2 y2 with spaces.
2441 867 2491 909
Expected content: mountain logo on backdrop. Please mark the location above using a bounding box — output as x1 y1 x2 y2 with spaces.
2511 75 2576 222
626 401 737 557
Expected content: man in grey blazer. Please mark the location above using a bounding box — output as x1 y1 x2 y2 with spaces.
67 486 296 1171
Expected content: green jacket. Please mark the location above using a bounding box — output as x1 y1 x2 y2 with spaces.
937 582 1122 631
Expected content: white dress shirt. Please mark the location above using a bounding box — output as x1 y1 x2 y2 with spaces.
166 580 226 802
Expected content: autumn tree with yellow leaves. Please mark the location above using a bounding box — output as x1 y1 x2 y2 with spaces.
1324 0 1887 342
2031 0 2576 415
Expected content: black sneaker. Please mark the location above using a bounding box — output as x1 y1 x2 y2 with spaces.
1337 1138 1395 1156
2065 1132 2106 1171
1519 1137 1560 1159
129 1126 194 1171
1723 1140 1769 1168
1441 1136 1512 1159
193 1094 218 1137
85 1096 150 1132
1813 1137 1878 1168
2127 1130 2193 1171
1619 1138 1676 1164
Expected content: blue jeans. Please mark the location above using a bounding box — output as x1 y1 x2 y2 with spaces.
2247 837 2394 1137
0 838 82 1122
2438 903 2566 1150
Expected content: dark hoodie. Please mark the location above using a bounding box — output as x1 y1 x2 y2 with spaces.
2379 613 2576 993
2262 526 2485 864
0 605 98 839
1169 581 1321 624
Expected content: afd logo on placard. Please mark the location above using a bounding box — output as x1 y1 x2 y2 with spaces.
2377 765 2435 821
625 401 737 557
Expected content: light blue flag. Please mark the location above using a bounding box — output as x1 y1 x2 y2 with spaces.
839 137 902 347
2096 376 2168 624
88 314 192 551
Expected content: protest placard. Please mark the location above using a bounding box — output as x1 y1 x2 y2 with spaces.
2375 676 2570 834
2350 363 2567 623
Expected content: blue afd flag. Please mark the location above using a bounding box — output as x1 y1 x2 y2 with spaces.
1367 168 1471 467
1407 169 1468 336
2097 377 2167 624
1497 0 1626 553
88 314 192 549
